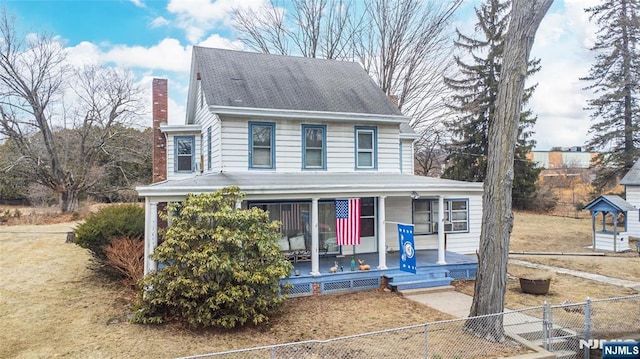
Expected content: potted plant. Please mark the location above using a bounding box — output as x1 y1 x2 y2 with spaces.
518 271 553 295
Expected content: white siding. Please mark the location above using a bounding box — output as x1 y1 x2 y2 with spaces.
275 121 303 171
384 196 413 250
218 117 403 173
384 194 482 254
220 118 248 172
625 186 640 237
377 126 400 172
401 139 414 174
594 231 630 252
193 83 221 173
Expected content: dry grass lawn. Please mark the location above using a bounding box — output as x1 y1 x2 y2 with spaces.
1 207 639 358
510 212 640 281
0 222 453 358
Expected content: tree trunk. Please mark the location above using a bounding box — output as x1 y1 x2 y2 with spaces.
466 0 552 342
60 189 79 213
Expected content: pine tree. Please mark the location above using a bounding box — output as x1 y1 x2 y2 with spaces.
582 0 640 192
442 0 541 209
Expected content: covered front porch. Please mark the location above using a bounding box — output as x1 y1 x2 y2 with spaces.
137 171 484 289
282 249 477 297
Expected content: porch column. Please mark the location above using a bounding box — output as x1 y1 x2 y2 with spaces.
310 197 321 276
613 211 618 252
437 195 446 264
377 195 388 269
144 199 159 275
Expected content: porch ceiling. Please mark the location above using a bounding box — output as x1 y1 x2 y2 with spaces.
136 171 483 199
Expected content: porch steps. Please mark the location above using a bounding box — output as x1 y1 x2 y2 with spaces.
384 269 452 291
508 325 580 359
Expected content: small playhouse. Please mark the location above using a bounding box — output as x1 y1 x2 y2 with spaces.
584 195 635 252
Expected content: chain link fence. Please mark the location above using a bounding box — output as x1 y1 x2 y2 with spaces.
177 294 639 359
546 294 640 359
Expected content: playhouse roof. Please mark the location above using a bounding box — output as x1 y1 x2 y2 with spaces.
584 195 637 213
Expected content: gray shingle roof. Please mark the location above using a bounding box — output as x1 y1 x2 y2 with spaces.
399 122 417 137
620 158 640 185
192 47 403 116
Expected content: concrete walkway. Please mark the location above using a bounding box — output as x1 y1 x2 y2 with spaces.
403 259 640 317
402 288 473 318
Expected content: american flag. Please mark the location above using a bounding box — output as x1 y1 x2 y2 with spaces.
335 198 361 245
281 203 301 234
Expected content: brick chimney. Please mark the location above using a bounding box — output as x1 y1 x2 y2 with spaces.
152 79 168 183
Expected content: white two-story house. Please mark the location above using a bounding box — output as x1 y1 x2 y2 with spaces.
136 47 483 283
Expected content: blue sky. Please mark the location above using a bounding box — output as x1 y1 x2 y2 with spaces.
2 0 601 150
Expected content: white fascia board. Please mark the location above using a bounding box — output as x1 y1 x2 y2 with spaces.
160 124 202 133
208 105 410 124
136 182 484 198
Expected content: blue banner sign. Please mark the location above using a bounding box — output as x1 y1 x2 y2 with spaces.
398 224 416 274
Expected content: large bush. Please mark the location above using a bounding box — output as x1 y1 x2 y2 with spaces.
74 204 144 271
132 187 292 329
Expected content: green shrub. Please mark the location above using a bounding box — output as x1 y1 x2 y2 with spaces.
74 204 144 269
132 187 292 329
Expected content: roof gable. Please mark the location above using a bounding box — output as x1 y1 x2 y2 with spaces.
189 47 403 119
620 158 640 185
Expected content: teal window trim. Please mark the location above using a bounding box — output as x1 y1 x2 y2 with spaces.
301 124 327 170
412 198 470 235
174 136 195 173
355 126 377 170
207 126 212 171
249 121 275 169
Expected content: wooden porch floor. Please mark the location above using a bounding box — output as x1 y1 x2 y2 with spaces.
287 249 477 278
281 250 477 296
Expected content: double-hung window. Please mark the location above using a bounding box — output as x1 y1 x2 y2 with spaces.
355 126 377 169
249 122 275 169
174 136 195 173
412 199 469 234
302 125 326 170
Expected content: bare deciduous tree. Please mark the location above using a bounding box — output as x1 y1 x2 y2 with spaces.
0 10 144 212
465 0 553 342
233 0 461 174
234 0 357 59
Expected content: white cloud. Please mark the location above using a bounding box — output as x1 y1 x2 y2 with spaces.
103 38 192 72
131 0 145 8
166 0 267 43
197 33 243 50
66 38 192 72
150 16 170 28
65 41 101 66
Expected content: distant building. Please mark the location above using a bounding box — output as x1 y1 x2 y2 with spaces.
526 147 597 169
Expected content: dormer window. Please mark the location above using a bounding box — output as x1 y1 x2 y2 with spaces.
249 122 275 169
175 136 195 172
